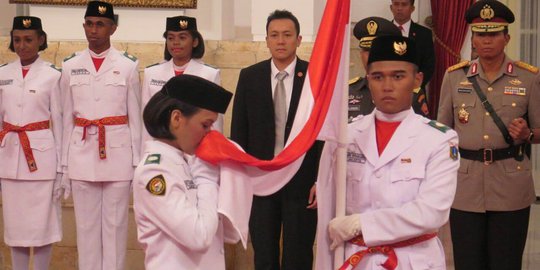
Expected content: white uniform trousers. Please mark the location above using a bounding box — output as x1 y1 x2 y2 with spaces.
72 180 131 270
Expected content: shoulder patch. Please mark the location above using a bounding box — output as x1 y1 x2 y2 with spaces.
144 154 161 165
427 120 450 133
447 61 470 73
63 53 77 62
146 174 166 196
145 62 160 69
515 61 539 74
49 64 61 72
123 51 138 62
349 76 361 85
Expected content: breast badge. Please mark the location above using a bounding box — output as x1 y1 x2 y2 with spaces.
458 107 470 124
146 175 166 196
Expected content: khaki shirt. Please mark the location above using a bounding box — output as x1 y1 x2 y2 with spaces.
437 56 540 212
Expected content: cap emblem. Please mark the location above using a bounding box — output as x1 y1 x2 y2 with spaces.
480 4 495 20
179 20 188 29
367 20 378 35
393 41 407 56
98 5 107 15
22 19 32 28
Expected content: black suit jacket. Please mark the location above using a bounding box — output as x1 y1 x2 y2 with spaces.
409 21 435 88
231 58 322 194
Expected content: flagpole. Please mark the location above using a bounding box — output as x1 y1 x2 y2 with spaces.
333 1 351 268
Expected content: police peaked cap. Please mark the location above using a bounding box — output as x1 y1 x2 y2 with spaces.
353 17 401 49
166 16 198 32
368 35 418 66
12 16 43 31
161 75 232 114
85 1 115 21
465 0 514 32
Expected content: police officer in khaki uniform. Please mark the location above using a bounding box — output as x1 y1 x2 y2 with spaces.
437 1 540 269
350 17 429 122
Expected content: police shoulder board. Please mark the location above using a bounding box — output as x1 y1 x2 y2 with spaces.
447 61 470 73
515 61 539 74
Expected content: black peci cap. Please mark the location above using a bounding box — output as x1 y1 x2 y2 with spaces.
465 0 514 32
85 1 115 21
368 35 418 66
12 16 43 31
160 75 232 114
353 17 401 49
166 16 197 32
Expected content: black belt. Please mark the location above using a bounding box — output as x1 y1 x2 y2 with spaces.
459 144 524 164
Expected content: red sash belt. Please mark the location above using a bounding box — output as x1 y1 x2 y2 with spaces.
74 115 128 159
339 232 438 270
0 120 51 172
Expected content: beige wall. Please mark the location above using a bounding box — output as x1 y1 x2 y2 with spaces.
0 36 362 269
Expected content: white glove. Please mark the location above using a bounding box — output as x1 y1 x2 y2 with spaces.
53 173 63 202
60 173 71 200
328 213 362 250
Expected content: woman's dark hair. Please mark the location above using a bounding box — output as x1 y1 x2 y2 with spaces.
143 91 200 140
163 30 205 61
9 29 48 52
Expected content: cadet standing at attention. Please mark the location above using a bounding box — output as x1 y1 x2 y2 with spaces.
60 1 141 269
438 1 540 269
0 16 62 270
141 15 222 146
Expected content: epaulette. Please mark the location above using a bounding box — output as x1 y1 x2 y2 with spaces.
145 62 160 69
63 53 77 62
123 51 138 62
49 64 61 72
427 120 450 133
447 61 470 72
515 61 539 74
204 63 218 69
349 76 361 85
0 63 7 68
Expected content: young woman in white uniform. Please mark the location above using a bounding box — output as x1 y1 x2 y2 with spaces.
133 74 232 269
141 16 222 144
0 16 62 270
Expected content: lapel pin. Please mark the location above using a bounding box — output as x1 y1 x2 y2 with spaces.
297 72 303 77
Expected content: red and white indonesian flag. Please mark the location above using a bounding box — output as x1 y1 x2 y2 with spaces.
196 0 350 248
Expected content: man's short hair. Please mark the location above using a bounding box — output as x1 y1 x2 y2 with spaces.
266 9 300 36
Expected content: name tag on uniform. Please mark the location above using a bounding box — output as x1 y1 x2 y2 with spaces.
347 151 366 163
71 68 90 75
349 105 360 112
457 88 472 94
0 79 13 86
504 86 526 96
150 79 167 86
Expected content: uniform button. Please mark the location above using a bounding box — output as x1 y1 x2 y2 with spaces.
517 166 522 170
95 97 100 101
483 135 489 140
488 87 493 92
485 112 490 116
512 102 517 107
14 141 19 146
375 172 382 178
461 103 466 107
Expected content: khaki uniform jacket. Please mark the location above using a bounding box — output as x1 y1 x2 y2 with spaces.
61 47 142 181
437 56 540 212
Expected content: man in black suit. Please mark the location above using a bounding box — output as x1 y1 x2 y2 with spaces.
390 0 433 116
231 9 322 270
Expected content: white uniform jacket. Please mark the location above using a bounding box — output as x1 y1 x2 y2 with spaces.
133 140 224 270
141 58 223 139
0 57 62 180
61 47 141 181
316 109 459 270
